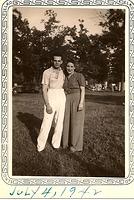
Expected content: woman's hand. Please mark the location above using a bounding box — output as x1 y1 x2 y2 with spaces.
78 86 85 111
78 103 84 111
46 104 53 114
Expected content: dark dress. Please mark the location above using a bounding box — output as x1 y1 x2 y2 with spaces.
62 72 85 151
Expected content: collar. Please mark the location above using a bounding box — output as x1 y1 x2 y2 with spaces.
67 71 75 79
51 66 62 71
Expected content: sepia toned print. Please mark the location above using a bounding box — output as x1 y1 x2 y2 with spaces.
12 6 125 177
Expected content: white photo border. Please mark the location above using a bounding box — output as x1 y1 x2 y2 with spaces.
1 0 133 186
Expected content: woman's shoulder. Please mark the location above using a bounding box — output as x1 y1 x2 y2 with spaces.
75 72 84 78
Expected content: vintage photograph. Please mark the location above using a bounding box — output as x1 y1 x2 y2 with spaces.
12 7 125 177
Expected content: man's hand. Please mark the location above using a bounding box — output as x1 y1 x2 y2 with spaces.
78 103 84 111
46 104 53 114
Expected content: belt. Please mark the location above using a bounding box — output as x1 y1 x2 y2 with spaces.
48 88 64 90
66 88 80 94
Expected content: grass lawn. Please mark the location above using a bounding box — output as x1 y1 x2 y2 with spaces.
12 90 125 177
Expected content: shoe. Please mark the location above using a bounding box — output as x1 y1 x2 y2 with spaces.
37 146 44 152
62 145 68 149
70 146 77 152
70 146 82 153
52 146 61 151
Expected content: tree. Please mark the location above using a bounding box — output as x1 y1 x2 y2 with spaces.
100 9 125 90
69 20 108 83
40 10 78 68
13 9 33 83
14 9 122 86
88 34 109 82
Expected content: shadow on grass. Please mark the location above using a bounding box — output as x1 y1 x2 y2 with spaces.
17 112 41 146
63 149 125 177
85 93 125 105
17 112 54 147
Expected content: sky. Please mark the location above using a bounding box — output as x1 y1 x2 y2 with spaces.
15 7 108 35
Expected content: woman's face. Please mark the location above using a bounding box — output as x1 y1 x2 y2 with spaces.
66 62 75 74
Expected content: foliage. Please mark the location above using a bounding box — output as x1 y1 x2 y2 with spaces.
13 9 33 83
99 9 125 87
12 9 125 87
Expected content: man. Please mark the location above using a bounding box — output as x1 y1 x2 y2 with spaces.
37 54 66 152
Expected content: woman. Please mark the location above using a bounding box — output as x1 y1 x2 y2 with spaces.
62 61 85 152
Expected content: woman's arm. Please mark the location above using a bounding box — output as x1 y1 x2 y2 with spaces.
78 86 85 111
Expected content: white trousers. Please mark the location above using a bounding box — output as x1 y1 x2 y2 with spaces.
37 89 66 150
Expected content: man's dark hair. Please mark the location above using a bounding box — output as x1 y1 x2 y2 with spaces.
52 49 63 58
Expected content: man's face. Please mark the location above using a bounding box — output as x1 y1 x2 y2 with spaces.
53 56 63 69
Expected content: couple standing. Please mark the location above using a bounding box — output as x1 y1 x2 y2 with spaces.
37 53 85 153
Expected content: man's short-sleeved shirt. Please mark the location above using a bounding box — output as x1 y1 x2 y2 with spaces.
41 67 65 89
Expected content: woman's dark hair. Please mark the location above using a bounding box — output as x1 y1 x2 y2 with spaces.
66 58 75 64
